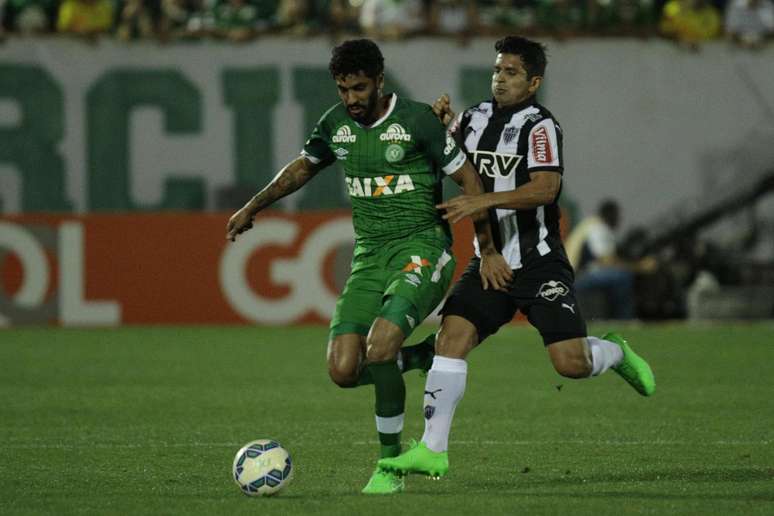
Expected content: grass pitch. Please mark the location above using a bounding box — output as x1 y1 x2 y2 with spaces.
1 323 773 515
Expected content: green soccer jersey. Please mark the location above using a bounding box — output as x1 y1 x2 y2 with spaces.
302 94 466 247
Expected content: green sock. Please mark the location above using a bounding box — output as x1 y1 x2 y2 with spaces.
367 360 405 459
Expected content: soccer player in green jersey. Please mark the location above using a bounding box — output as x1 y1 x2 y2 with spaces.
226 39 513 494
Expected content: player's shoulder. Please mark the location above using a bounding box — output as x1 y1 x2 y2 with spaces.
526 102 562 131
393 96 435 120
316 102 348 128
461 100 495 119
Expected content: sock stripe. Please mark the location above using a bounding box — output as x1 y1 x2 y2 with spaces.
375 414 404 434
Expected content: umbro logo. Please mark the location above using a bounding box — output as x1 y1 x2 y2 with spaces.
332 125 357 143
334 147 349 159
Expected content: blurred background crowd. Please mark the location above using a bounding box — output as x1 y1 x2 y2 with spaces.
0 0 772 49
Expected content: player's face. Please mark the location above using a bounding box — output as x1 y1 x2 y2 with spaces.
335 72 383 125
491 53 542 107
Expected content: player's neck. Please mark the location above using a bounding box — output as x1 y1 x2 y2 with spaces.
361 93 395 127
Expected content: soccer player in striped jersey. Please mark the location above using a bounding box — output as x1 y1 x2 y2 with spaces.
378 36 656 480
226 39 512 494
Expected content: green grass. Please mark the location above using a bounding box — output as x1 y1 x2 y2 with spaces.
1 323 774 515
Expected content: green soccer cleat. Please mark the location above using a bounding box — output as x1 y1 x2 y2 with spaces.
361 468 405 494
377 440 449 478
604 332 656 396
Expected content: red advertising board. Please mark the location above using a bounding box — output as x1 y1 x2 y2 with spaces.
0 212 477 326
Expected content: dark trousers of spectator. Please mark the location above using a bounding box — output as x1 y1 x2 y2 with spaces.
575 267 635 319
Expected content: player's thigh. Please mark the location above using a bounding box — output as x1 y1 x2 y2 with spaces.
381 242 457 338
327 333 366 386
513 257 588 347
440 257 516 344
329 252 387 341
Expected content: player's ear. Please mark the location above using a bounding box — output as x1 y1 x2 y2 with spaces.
376 73 385 93
528 76 543 96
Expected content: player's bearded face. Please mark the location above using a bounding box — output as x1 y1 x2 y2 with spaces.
491 53 541 107
336 72 381 124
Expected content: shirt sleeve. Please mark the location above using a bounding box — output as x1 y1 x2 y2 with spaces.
301 117 336 168
415 106 466 176
526 118 563 173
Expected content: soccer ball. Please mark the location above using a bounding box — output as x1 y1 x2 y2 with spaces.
232 439 293 496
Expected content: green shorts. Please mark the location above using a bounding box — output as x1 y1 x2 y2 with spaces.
330 236 456 340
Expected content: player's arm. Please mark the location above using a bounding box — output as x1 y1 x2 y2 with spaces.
439 117 564 218
448 162 513 291
226 156 323 241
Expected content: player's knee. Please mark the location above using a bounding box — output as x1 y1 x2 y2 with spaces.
551 352 592 379
327 361 359 388
365 339 398 363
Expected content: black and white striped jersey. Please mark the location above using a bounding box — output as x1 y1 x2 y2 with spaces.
450 97 565 270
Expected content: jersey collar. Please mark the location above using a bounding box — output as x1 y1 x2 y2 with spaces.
492 95 536 116
358 93 397 129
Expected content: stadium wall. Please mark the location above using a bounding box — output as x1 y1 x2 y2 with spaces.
1 38 773 226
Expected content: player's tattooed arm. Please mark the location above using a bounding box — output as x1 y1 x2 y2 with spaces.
226 156 322 241
446 161 513 291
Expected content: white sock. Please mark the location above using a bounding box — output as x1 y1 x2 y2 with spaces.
420 356 467 453
587 336 624 376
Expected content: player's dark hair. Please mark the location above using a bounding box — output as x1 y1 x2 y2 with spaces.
598 199 620 227
329 39 385 80
494 36 547 79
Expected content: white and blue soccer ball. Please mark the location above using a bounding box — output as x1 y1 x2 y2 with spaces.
232 439 293 496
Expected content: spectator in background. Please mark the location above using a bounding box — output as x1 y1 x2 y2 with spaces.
276 0 308 34
427 0 479 42
477 0 536 35
212 0 261 41
159 0 209 39
57 0 114 37
660 0 721 49
584 0 659 36
534 0 584 38
327 0 362 35
359 0 426 39
2 0 57 34
117 0 161 40
566 199 657 319
725 0 774 48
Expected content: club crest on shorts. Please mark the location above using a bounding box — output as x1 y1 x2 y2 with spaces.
537 280 569 301
424 405 435 419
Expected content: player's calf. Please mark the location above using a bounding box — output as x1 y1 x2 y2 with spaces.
547 337 593 378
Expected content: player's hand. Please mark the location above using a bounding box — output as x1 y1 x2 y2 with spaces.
436 195 489 224
226 206 256 242
479 251 513 291
432 93 456 126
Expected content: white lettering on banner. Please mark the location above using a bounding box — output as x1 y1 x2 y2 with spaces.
219 218 355 324
59 223 122 326
0 221 122 326
0 221 49 326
